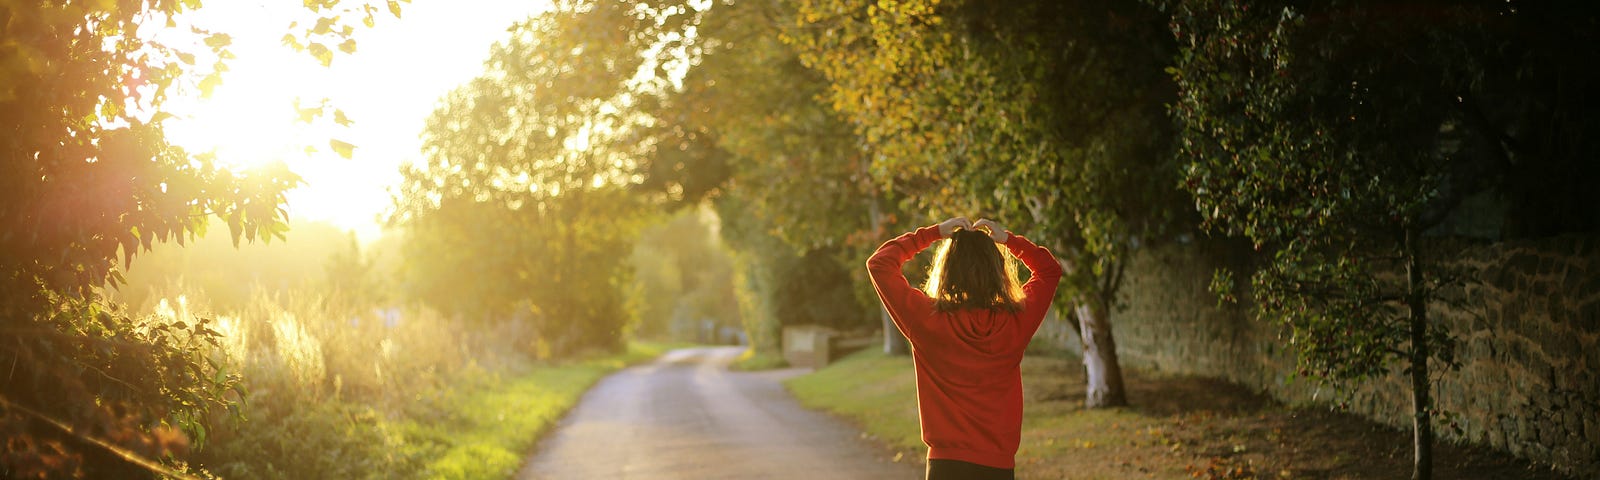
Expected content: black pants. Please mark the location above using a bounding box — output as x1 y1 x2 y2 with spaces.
925 459 1015 480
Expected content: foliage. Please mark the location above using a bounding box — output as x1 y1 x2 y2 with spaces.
784 0 1185 301
628 208 742 342
726 237 786 356
201 401 407 480
673 0 887 250
181 287 452 479
393 2 689 354
779 0 1185 405
112 220 363 312
672 0 913 352
0 1 401 476
1162 0 1590 396
1162 0 1600 477
156 278 674 479
428 0 902 356
625 0 918 343
395 193 643 355
1166 0 1459 472
714 194 878 353
1 294 241 478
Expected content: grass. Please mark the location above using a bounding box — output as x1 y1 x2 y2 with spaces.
728 347 790 371
404 341 687 480
786 348 1572 480
784 349 922 452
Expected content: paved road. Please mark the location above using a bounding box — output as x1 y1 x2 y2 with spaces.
517 346 922 479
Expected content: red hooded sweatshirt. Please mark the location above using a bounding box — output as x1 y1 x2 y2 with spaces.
866 225 1063 469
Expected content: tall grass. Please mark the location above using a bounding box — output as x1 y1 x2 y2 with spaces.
139 283 577 479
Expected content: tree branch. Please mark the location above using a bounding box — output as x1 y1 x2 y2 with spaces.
0 395 200 480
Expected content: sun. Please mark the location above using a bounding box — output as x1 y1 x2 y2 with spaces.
154 1 344 174
152 0 559 243
160 49 383 238
152 4 383 240
162 67 316 172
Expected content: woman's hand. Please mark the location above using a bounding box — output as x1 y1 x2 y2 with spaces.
973 218 1009 243
937 217 972 238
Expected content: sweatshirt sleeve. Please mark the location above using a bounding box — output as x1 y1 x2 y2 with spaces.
1003 232 1063 337
866 225 943 343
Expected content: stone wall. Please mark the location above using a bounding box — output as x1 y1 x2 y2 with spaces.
1067 235 1599 476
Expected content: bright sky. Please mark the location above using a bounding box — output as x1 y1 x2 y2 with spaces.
163 0 553 243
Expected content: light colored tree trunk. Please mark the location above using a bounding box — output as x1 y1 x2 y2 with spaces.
867 189 910 356
1075 299 1128 408
882 307 910 355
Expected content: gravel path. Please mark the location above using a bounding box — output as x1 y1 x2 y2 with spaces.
517 346 921 479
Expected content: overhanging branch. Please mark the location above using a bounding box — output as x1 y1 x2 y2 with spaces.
0 395 200 480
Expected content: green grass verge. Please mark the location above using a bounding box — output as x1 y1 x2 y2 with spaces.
782 349 923 452
728 347 789 371
407 341 687 480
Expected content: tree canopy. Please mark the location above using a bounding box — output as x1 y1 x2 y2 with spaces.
392 2 686 353
0 1 401 476
783 0 1186 406
1164 1 1600 477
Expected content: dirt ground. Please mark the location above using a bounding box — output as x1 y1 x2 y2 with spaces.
1011 352 1575 480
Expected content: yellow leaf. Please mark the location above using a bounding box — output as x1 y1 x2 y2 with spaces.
307 43 333 67
204 33 232 49
329 139 356 159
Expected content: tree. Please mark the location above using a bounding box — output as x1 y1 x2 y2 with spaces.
0 1 401 476
675 0 917 354
628 208 742 342
394 199 533 326
784 0 1186 407
114 220 362 312
392 2 666 354
1163 1 1600 478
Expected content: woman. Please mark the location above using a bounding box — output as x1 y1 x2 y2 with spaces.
866 217 1063 480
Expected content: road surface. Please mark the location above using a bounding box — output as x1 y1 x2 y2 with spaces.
517 346 921 479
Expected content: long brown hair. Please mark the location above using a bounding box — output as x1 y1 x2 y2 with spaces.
922 229 1024 312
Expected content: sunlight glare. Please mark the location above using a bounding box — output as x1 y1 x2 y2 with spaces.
155 0 556 243
164 72 316 172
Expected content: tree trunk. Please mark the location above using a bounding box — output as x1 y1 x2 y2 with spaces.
1075 299 1127 407
1405 229 1434 480
882 307 910 355
866 189 910 356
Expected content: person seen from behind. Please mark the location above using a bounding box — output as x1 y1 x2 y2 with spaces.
866 217 1063 480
